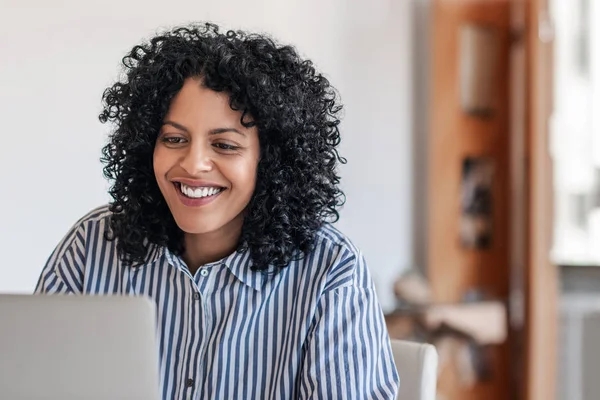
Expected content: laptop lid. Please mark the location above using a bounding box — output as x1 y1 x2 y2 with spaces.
0 294 160 400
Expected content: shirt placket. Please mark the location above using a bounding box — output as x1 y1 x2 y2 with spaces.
188 264 219 400
165 254 207 400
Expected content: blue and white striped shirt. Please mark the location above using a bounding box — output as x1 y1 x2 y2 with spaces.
35 205 399 399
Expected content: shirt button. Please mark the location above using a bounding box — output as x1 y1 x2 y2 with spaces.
200 269 209 277
193 292 200 300
186 378 194 388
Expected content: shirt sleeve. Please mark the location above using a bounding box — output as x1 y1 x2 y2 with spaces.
298 252 400 399
35 222 86 294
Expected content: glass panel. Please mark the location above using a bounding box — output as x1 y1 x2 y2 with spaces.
551 0 600 266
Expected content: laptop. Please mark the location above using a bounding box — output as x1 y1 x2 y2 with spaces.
0 294 160 400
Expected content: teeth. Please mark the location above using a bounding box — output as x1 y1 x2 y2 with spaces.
180 184 222 199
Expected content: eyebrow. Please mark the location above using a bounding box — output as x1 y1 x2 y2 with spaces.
162 121 245 136
209 127 246 136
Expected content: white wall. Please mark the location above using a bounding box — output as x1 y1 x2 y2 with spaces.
0 0 424 312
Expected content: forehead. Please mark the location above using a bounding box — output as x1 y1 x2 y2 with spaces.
164 78 244 129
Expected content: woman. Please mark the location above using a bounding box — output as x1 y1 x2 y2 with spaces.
36 23 399 399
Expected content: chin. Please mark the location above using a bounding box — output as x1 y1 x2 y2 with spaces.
173 219 216 235
164 197 244 236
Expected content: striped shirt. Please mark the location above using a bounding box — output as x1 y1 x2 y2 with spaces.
35 205 400 399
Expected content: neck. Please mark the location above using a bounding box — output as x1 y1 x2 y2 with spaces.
182 216 243 275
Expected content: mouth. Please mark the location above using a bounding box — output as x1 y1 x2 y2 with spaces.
174 182 226 199
172 182 226 206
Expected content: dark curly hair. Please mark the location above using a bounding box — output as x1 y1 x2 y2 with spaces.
99 22 346 270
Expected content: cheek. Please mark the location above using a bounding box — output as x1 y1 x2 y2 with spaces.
152 155 161 183
228 158 258 195
152 150 174 195
153 148 169 178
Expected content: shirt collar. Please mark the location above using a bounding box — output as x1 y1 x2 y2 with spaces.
145 243 267 291
221 250 267 291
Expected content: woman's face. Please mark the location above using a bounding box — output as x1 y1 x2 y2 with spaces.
153 78 260 237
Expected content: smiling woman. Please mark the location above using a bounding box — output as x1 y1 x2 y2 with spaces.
34 22 399 400
97 24 348 274
153 79 261 270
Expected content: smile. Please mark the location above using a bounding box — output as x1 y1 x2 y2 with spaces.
178 183 225 199
173 182 226 207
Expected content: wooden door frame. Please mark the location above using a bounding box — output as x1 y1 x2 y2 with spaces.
524 0 559 399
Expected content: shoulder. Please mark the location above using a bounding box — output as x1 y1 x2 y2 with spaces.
313 223 359 259
37 204 116 293
309 223 373 291
71 204 113 238
53 204 113 259
76 204 113 227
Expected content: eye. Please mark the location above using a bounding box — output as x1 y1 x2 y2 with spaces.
160 136 187 145
213 143 239 151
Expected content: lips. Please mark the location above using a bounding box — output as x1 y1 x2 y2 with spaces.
172 182 225 207
178 183 225 199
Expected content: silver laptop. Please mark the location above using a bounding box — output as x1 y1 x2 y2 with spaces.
0 294 160 400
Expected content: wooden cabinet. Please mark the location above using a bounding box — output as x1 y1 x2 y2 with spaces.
428 1 512 399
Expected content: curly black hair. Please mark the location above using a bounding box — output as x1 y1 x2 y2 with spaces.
99 22 346 270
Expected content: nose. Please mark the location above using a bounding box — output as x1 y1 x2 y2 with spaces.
179 142 214 175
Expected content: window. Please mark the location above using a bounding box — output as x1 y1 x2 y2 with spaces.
551 0 600 266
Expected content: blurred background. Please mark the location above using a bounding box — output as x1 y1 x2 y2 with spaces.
0 0 598 399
